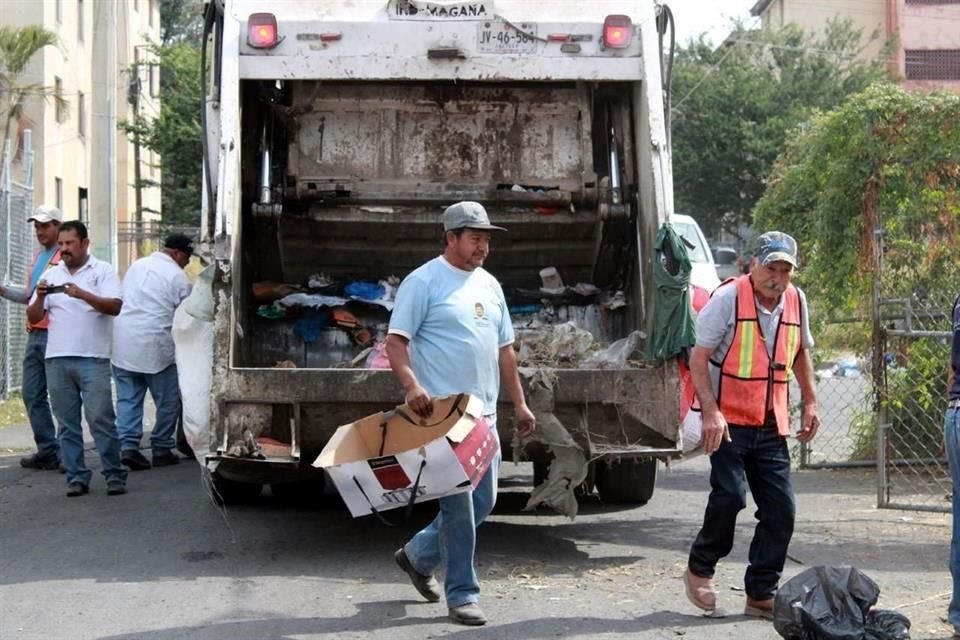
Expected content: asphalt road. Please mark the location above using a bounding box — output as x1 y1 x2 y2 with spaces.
0 450 953 640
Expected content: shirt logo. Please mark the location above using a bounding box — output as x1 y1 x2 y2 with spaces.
474 302 485 319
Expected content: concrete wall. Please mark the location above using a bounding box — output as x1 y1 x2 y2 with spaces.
753 0 960 93
754 0 889 63
898 0 960 92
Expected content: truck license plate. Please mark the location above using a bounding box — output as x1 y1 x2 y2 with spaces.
477 20 537 54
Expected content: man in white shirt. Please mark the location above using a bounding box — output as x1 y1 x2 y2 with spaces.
27 221 127 497
112 233 193 470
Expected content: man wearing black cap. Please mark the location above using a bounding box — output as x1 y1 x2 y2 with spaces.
111 233 193 470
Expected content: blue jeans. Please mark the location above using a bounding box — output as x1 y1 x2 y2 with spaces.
945 407 960 631
46 357 127 487
405 428 501 608
112 364 182 453
688 425 796 601
22 330 58 459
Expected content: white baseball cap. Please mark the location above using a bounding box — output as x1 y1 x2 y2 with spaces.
28 205 63 224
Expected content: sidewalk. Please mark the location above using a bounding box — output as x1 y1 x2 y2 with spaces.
0 395 158 454
0 421 45 453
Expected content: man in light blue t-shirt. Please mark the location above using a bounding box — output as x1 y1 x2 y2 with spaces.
386 201 536 626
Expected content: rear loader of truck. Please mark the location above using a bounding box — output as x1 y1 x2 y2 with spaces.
197 0 681 508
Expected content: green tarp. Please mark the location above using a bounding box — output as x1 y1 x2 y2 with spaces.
646 222 696 361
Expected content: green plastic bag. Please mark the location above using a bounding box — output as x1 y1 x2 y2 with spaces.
646 222 696 361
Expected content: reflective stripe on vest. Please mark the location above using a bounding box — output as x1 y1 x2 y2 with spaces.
714 275 802 435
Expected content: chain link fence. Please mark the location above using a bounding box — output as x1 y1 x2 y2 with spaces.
0 134 35 401
876 291 955 512
795 318 874 468
794 267 956 513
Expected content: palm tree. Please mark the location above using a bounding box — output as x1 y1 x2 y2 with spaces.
0 25 65 162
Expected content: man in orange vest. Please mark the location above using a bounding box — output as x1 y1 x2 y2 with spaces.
0 205 63 470
682 231 820 619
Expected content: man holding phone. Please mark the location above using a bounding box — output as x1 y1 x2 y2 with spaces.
0 205 63 470
683 231 819 619
27 221 127 497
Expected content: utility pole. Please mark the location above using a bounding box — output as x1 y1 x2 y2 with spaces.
129 55 143 253
107 0 117 265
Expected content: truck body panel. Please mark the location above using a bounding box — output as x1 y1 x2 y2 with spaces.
199 0 681 504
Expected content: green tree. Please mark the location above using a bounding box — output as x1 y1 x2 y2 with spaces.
159 0 204 45
0 26 66 159
754 83 960 317
122 41 202 225
671 19 890 238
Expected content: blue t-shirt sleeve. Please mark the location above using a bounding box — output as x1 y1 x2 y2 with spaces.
494 280 515 347
388 275 430 340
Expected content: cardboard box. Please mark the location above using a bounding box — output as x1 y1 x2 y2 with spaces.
313 394 499 518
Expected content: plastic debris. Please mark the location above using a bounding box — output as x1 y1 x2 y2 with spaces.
579 331 643 369
515 322 597 367
344 281 385 301
518 369 587 519
773 566 911 640
307 272 335 289
278 292 349 309
364 341 391 369
293 315 328 343
257 303 287 319
252 281 300 302
603 291 628 310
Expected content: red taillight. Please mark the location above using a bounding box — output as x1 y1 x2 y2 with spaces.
248 13 279 49
603 15 633 49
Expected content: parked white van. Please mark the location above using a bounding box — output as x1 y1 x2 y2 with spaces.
670 213 720 292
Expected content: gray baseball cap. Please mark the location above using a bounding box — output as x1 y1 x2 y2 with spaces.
442 201 507 232
754 231 798 267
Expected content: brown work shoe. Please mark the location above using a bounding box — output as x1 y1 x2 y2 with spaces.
683 568 717 611
394 547 441 602
744 596 775 619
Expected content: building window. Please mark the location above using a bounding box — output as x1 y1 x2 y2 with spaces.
905 49 960 81
54 77 65 123
78 187 89 223
134 0 138 10
149 0 155 27
77 0 84 43
78 91 85 137
149 62 158 98
56 0 63 24
55 178 63 211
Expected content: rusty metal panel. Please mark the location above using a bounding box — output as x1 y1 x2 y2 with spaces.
289 83 585 185
212 365 679 456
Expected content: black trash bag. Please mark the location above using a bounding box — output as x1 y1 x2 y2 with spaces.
864 610 911 640
773 566 909 640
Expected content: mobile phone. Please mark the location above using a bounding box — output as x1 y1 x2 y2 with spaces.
45 284 67 294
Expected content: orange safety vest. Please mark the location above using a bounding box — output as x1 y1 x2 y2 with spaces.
25 247 61 331
711 275 802 436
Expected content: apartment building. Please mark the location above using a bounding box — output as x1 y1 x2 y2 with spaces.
751 0 960 92
2 0 162 268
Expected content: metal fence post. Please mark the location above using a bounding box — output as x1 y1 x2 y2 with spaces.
1 140 11 400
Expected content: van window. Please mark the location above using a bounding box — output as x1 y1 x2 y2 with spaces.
671 222 710 263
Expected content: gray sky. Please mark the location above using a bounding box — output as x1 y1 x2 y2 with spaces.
668 0 759 44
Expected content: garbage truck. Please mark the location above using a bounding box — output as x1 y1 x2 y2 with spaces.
192 0 683 508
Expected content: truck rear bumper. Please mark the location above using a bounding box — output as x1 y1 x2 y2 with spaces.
207 363 681 468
